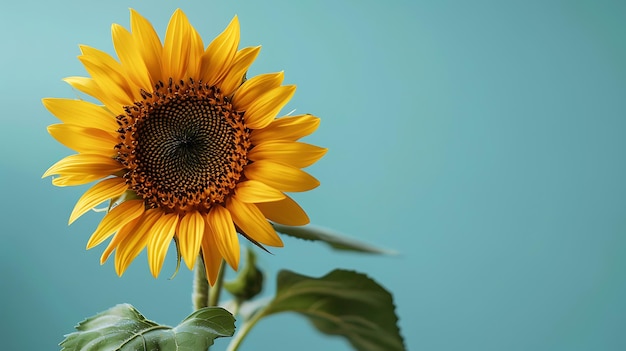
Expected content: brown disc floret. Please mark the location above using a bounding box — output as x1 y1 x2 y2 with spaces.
115 79 251 213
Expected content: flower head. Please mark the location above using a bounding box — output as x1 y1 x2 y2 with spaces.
43 9 326 284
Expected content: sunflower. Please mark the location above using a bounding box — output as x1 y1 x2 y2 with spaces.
42 9 326 284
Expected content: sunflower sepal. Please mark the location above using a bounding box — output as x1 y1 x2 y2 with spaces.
272 223 398 255
107 189 142 211
169 236 183 280
60 303 235 351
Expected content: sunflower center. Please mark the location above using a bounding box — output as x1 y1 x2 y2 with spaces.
116 79 250 213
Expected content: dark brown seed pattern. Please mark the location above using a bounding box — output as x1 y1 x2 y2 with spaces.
115 79 250 213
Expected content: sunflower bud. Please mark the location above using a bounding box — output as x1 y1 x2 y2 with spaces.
224 247 264 301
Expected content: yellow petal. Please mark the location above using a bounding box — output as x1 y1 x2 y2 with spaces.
206 205 240 270
79 57 136 105
62 76 97 97
112 23 152 91
200 16 240 86
244 160 320 192
130 8 163 86
256 195 310 226
227 196 283 247
250 114 320 144
201 223 223 286
220 46 261 97
234 180 285 203
79 46 132 93
62 77 125 116
248 141 327 168
244 85 296 129
185 25 205 79
79 45 137 103
51 174 110 187
47 124 117 155
231 72 284 110
147 213 179 277
162 9 191 83
115 209 161 276
177 211 205 270
69 178 128 224
43 154 123 179
100 216 141 264
42 98 118 132
86 199 145 249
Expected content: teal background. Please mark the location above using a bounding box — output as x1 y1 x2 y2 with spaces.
1 0 625 350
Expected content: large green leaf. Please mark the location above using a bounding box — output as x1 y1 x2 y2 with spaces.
60 304 235 351
272 224 396 255
261 269 405 351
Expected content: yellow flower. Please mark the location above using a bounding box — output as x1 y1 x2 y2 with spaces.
42 9 326 284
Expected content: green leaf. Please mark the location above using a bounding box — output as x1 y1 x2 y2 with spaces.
261 269 405 351
272 223 397 255
60 304 235 351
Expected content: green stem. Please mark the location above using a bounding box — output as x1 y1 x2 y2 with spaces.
226 308 266 351
192 256 209 311
208 260 226 307
231 298 242 317
203 260 226 351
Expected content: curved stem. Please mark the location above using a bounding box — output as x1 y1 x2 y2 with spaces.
226 308 266 351
208 260 226 307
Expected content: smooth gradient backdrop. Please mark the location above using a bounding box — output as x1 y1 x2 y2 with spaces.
1 0 625 350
